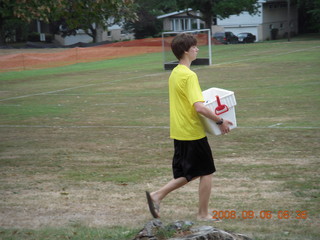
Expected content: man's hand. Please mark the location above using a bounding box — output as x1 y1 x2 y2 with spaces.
194 102 233 134
218 119 233 135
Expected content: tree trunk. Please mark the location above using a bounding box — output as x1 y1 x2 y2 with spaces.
0 18 5 45
204 15 213 31
95 24 103 43
87 26 96 43
87 24 104 43
0 32 5 45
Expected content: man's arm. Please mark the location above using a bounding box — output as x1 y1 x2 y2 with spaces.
194 101 232 135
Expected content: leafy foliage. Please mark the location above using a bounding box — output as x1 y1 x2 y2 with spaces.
1 0 319 44
124 0 163 39
0 0 63 22
0 0 63 44
0 0 136 43
296 0 320 32
53 0 137 42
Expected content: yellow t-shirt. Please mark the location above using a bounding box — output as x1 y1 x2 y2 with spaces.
169 64 206 140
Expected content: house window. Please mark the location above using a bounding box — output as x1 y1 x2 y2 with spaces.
172 18 192 31
191 19 197 29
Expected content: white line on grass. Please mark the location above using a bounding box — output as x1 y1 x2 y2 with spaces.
239 126 320 129
43 91 169 96
94 103 127 106
1 45 319 102
268 123 284 128
207 45 320 68
0 83 97 102
0 124 169 129
0 125 319 130
0 73 166 102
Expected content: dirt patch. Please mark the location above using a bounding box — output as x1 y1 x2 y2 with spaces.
0 155 299 230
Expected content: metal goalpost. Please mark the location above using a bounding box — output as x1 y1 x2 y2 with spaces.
161 29 212 70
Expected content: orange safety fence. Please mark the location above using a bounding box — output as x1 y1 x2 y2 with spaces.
0 35 214 72
0 37 163 72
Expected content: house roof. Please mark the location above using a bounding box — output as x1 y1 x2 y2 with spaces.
157 8 192 19
157 0 285 19
258 0 287 2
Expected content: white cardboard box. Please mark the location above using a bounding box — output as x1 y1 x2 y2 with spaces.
200 88 237 135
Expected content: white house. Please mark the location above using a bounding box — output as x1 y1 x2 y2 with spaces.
217 0 298 41
31 18 134 46
157 9 206 32
54 22 134 46
157 0 298 41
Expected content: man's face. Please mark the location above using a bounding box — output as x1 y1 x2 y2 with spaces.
186 45 199 61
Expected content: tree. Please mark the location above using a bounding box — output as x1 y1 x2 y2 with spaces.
175 0 259 29
0 0 63 44
0 0 137 44
124 0 164 39
296 0 320 33
54 0 137 43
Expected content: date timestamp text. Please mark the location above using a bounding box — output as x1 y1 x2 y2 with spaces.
212 210 308 220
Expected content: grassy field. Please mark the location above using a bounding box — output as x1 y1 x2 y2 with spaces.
0 34 319 240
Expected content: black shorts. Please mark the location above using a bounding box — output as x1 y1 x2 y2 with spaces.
172 137 216 182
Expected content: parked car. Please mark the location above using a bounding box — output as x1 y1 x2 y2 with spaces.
213 32 238 44
237 32 256 43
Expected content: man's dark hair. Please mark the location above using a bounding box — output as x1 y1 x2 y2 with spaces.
171 33 197 60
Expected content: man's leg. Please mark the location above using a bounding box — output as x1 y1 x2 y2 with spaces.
197 174 213 219
150 177 188 207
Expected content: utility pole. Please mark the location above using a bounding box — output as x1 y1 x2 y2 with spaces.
287 0 291 41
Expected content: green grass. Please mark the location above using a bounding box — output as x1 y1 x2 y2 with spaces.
0 34 319 240
0 225 138 240
0 52 164 81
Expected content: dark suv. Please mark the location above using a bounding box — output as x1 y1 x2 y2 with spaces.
237 32 256 43
213 32 238 44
